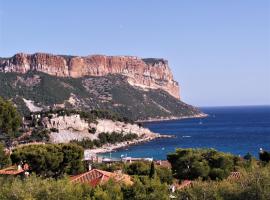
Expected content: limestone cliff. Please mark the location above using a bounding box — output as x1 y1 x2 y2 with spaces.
41 114 157 143
0 53 180 99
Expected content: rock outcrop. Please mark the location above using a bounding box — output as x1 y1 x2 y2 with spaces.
41 114 157 143
0 53 180 99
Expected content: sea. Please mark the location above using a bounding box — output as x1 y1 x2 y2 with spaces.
102 106 270 160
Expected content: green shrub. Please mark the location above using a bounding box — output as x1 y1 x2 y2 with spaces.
88 127 96 134
0 143 11 169
23 128 50 143
126 161 150 176
0 72 201 121
259 150 270 163
0 97 22 144
10 143 85 177
0 175 93 200
177 164 270 200
167 148 237 180
71 132 138 149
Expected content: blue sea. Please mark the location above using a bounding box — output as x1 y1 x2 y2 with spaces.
102 106 270 160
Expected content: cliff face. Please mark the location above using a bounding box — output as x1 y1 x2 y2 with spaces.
0 53 180 99
41 114 157 143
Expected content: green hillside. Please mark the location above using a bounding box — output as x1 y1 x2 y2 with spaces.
0 72 202 120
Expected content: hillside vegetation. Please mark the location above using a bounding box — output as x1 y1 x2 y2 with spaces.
1 144 270 199
0 97 22 145
0 72 202 120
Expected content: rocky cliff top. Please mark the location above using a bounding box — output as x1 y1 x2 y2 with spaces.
0 53 180 99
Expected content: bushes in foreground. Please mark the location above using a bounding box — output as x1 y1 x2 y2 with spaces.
1 146 270 199
0 176 93 200
10 143 85 177
259 150 270 163
0 175 169 200
177 164 270 200
0 97 22 144
0 143 11 169
167 148 242 180
0 165 269 200
93 161 173 184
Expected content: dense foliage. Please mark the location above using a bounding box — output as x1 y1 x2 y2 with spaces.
31 108 134 124
0 175 170 200
94 161 173 184
22 128 50 143
177 164 270 200
0 143 11 169
0 176 93 200
10 144 84 177
97 132 138 145
149 161 155 178
0 164 269 200
1 144 270 199
0 72 200 120
71 132 138 149
167 148 241 180
126 161 152 176
0 97 22 142
259 150 270 163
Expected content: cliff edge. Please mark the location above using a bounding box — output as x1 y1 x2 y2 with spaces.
0 53 180 99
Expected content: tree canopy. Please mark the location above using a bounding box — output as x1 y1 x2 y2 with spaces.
259 150 270 163
167 148 238 180
0 97 22 142
0 143 11 169
10 143 84 177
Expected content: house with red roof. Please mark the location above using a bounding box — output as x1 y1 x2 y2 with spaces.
70 169 133 187
0 165 25 176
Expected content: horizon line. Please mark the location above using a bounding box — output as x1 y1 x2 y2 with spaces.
199 104 270 108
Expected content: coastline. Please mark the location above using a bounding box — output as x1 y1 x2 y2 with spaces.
136 113 208 123
85 134 173 155
86 114 207 156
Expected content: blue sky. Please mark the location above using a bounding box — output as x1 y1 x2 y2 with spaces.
0 0 269 106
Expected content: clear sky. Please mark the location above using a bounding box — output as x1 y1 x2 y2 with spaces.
0 0 269 106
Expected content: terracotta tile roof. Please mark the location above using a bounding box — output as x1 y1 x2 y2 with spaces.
70 169 133 187
173 180 192 190
227 172 241 181
155 160 172 168
0 165 24 175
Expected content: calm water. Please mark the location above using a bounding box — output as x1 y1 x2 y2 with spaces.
102 106 270 160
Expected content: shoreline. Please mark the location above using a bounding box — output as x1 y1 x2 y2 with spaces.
85 134 174 155
136 113 208 123
86 114 207 156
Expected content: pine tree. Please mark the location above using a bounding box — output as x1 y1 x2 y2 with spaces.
149 161 155 179
0 97 22 145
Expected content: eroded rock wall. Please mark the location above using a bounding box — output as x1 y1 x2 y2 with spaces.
0 53 180 99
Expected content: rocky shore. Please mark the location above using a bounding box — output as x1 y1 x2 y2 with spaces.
136 113 208 123
86 134 174 155
87 114 208 155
